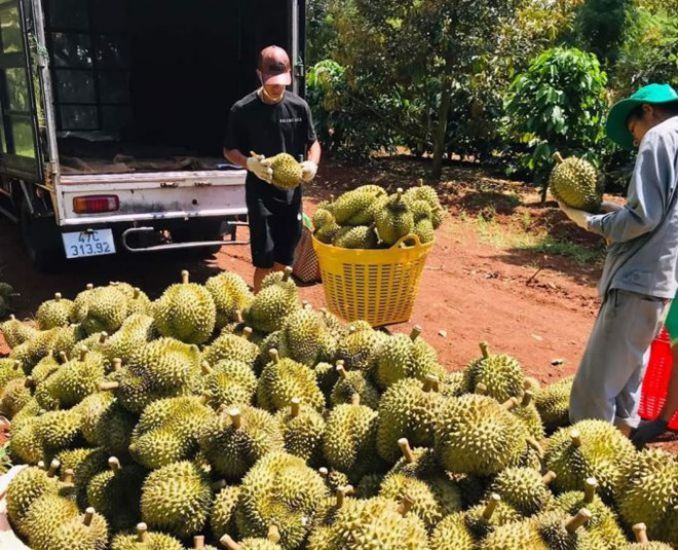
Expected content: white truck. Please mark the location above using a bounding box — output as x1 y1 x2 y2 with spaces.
0 0 306 270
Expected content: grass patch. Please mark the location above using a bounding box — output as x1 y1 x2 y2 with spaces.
520 236 606 265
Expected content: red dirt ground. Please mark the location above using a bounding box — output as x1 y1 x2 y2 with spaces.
0 158 675 450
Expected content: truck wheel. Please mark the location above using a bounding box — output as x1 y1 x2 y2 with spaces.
19 199 64 272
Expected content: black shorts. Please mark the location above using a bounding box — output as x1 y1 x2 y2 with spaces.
248 205 302 268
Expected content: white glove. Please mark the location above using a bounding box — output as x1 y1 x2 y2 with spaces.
300 160 318 183
558 201 593 230
246 153 273 184
601 201 623 213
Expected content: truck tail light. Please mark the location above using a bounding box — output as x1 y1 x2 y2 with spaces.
73 195 119 214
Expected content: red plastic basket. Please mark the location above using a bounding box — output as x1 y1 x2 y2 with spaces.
639 327 678 430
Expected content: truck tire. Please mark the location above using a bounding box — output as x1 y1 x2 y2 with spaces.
19 198 64 272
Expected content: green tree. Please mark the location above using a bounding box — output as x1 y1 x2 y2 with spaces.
572 0 636 66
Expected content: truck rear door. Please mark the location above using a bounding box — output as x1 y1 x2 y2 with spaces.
0 0 44 182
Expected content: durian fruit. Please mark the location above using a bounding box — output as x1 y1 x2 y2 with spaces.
490 467 555 517
0 314 39 348
334 225 379 249
153 270 217 345
376 376 444 463
202 360 257 409
318 467 351 494
544 420 636 503
434 394 530 476
140 460 213 538
8 413 44 464
0 358 25 389
199 406 284 480
46 506 110 550
404 181 445 228
70 447 110 509
130 395 215 469
36 292 74 329
330 362 380 409
220 525 283 550
332 185 386 226
536 375 574 432
322 394 381 482
109 282 152 315
43 348 106 408
276 307 336 367
111 522 184 550
463 493 523 539
102 313 156 367
30 351 62 385
413 217 435 244
314 361 340 396
79 389 136 456
429 512 476 550
80 286 129 335
203 328 260 368
10 326 66 372
206 272 254 329
236 452 328 548
6 459 60 536
70 332 109 364
375 188 415 246
268 153 303 189
34 407 83 451
549 152 603 211
0 376 32 417
624 523 675 549
463 342 524 403
335 322 388 373
375 326 444 389
511 390 546 440
534 509 599 549
87 456 146 531
440 370 466 398
210 485 241 540
275 397 326 463
243 268 301 333
548 477 627 549
478 516 549 550
617 448 678 545
257 349 325 412
23 493 80 550
70 283 97 324
313 207 341 244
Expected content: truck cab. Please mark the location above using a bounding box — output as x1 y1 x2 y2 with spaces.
0 0 306 270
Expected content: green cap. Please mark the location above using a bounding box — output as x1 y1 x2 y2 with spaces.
606 83 678 149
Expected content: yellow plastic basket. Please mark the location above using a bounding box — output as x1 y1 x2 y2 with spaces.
312 234 434 327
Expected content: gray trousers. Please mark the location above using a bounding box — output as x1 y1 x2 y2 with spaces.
569 289 666 429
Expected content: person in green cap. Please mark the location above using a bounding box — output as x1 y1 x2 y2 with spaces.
559 83 678 437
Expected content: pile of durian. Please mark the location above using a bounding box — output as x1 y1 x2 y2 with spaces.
312 182 444 248
0 269 676 550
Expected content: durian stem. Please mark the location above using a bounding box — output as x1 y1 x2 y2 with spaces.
133 288 141 299
526 438 544 458
552 152 565 165
201 362 214 376
409 325 422 341
348 325 357 335
212 480 227 492
37 460 46 470
24 377 34 389
229 408 242 429
98 381 120 391
268 526 281 543
79 348 88 361
570 430 582 448
351 393 361 406
48 459 60 478
111 358 122 372
336 487 348 508
475 383 488 396
282 266 293 282
542 471 557 485
336 364 348 380
9 314 15 320
86 283 94 290
235 310 244 324
194 535 205 549
61 469 75 484
483 494 501 521
242 327 253 341
632 523 649 543
220 535 241 550
318 467 329 478
479 341 490 359
290 398 301 418
565 509 592 534
502 397 518 410
521 391 534 407
269 348 280 363
98 332 108 344
136 523 148 543
181 270 190 284
83 507 94 527
108 457 121 473
398 438 415 463
54 292 62 301
584 478 598 504
397 494 414 516
57 351 68 364
423 374 440 393
12 359 21 370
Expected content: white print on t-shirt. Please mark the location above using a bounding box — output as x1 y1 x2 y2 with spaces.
279 117 302 124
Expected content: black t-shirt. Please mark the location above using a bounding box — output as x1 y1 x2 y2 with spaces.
224 90 317 215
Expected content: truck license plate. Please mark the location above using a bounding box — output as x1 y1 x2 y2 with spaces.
62 229 116 259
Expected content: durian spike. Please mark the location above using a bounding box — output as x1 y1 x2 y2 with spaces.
351 393 361 406
542 471 557 485
410 325 422 341
570 430 582 448
336 364 348 380
398 438 415 464
201 361 214 376
181 270 190 284
475 383 488 396
57 351 68 364
98 332 108 344
220 535 241 550
242 327 253 341
194 535 206 549
521 391 534 407
502 397 518 411
98 381 120 391
47 459 60 477
583 478 598 504
483 494 501 521
268 526 281 543
83 507 95 527
136 523 149 543
79 348 88 361
111 358 122 372
479 341 490 359
632 523 649 543
423 374 440 392
229 408 242 430
268 348 280 363
565 509 591 534
61 469 75 484
397 494 415 516
108 457 121 473
553 152 565 164
290 398 301 418
54 292 62 301
282 266 293 281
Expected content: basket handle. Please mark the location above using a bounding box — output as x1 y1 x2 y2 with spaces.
391 234 422 249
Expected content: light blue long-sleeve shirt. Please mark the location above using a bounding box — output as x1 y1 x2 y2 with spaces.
588 116 678 299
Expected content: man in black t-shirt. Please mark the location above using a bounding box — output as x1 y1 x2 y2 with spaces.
224 45 321 292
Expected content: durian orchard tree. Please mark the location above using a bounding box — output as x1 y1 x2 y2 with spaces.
333 0 519 180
